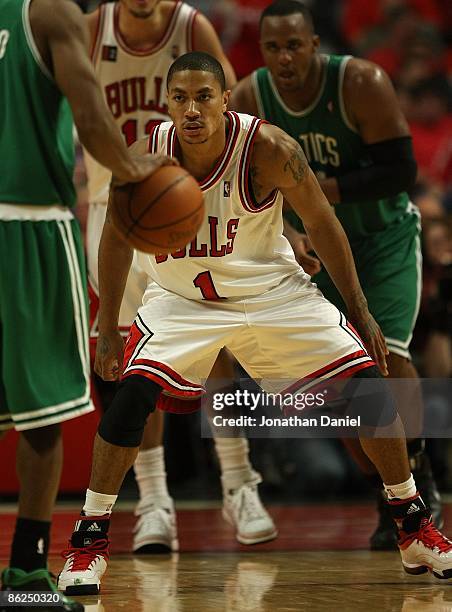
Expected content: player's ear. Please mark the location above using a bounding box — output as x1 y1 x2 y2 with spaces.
312 34 320 52
223 89 231 112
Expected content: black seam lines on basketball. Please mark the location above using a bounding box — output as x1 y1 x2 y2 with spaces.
127 200 204 248
126 173 192 235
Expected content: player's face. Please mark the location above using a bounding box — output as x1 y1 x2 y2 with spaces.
260 15 319 92
120 0 161 19
167 71 229 145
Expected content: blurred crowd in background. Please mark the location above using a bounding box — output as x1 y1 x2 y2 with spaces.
74 0 452 503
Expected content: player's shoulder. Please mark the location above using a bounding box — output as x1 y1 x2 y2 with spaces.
229 75 259 116
343 57 391 92
253 121 297 163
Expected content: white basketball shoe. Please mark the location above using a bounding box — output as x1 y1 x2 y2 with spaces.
223 478 277 545
133 497 179 554
58 516 110 595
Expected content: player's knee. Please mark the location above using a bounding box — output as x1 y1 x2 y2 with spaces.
345 366 398 427
98 375 161 447
21 423 61 454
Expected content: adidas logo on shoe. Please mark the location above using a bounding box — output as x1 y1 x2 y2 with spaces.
87 523 101 531
407 503 421 515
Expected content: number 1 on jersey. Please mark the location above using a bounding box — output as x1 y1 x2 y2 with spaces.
193 271 223 300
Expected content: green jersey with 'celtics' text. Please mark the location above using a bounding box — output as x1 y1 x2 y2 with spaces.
252 55 415 243
0 0 75 206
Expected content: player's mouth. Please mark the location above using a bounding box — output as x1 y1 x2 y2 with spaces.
183 123 204 136
277 69 295 81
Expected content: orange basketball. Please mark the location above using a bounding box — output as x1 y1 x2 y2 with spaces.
110 165 204 254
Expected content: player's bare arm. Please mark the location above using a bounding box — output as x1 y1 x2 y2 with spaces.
252 124 388 374
318 59 416 204
193 12 237 88
344 59 410 141
30 0 166 184
228 76 260 116
85 8 100 53
95 201 133 381
95 137 150 381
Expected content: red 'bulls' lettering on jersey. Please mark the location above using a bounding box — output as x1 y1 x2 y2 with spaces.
105 76 167 119
154 218 240 264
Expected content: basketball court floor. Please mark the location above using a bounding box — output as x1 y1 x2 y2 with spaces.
2 501 452 611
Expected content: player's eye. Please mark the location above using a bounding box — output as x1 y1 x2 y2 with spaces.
199 94 211 101
265 44 278 53
288 41 301 51
173 95 184 102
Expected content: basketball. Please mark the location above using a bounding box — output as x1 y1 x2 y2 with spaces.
110 165 204 254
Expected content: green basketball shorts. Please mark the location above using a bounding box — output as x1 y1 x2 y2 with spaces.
0 205 94 430
311 214 422 360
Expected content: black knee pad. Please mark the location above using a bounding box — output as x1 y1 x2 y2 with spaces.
344 366 398 427
98 375 161 447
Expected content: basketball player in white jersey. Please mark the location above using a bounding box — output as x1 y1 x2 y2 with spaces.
84 0 276 553
58 52 452 595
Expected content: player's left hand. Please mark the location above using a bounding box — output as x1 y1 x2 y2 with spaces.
348 310 389 376
95 330 125 381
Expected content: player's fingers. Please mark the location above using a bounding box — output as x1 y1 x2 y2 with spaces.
101 359 118 382
371 336 388 377
301 234 314 252
297 253 321 276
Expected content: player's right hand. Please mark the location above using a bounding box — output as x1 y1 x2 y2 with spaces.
95 330 125 381
349 310 389 377
292 234 321 276
123 153 179 184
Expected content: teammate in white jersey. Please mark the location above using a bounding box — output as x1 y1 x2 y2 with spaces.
84 0 276 553
58 53 451 595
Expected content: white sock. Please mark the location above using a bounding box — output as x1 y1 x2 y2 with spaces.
214 437 257 492
133 446 170 503
82 489 117 516
384 474 417 500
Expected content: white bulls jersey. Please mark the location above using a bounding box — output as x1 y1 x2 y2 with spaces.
85 0 197 204
142 112 302 300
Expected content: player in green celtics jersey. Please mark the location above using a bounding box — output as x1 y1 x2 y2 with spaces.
0 0 171 608
229 0 442 550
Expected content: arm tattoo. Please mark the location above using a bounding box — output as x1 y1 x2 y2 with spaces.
249 164 264 200
98 335 112 357
284 145 308 184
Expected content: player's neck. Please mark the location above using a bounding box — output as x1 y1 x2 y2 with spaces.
177 118 228 182
277 54 325 112
117 2 169 50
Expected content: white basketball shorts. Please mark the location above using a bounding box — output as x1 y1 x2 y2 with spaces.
122 272 375 411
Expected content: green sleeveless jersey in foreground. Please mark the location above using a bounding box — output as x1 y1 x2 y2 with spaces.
252 55 415 243
0 0 75 206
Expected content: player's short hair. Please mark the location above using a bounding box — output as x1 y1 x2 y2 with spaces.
260 0 314 32
167 52 226 91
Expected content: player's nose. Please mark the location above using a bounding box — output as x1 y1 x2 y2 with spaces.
185 99 201 117
278 49 292 64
